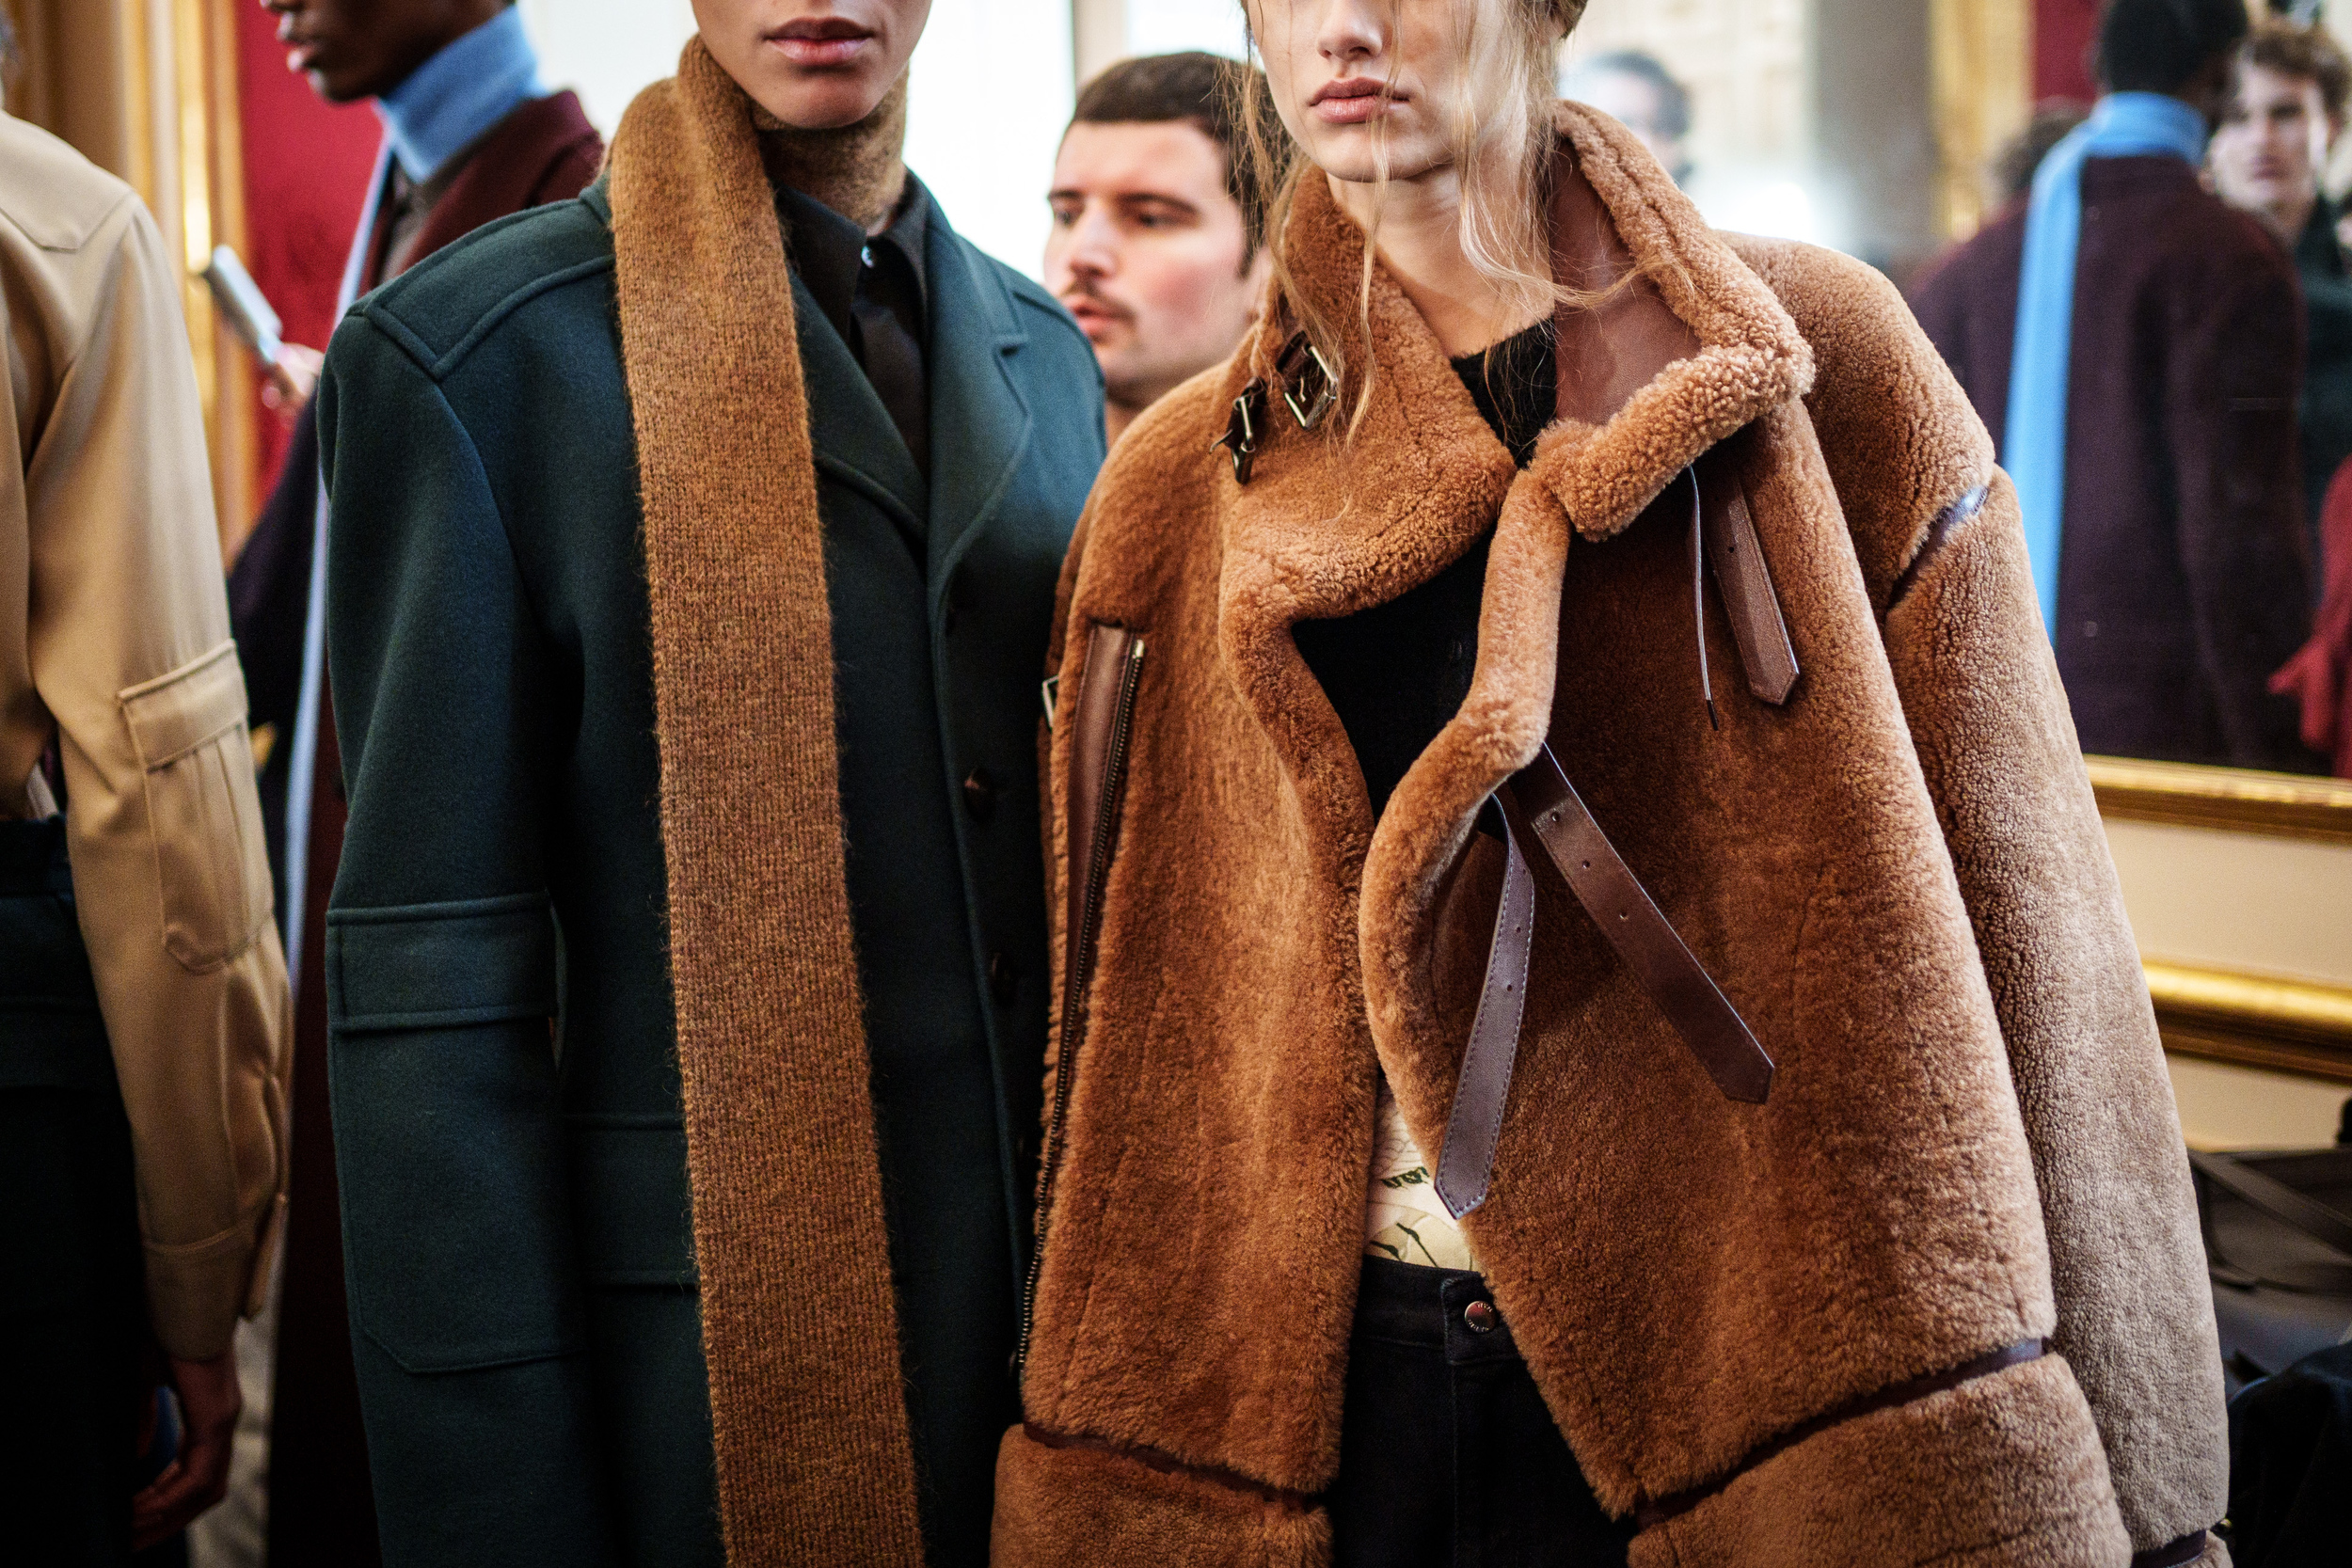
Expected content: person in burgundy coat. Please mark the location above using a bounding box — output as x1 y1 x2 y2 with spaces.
233 3 600 1561
1911 0 2318 771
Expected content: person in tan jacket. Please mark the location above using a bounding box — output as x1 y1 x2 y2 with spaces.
1 106 290 1560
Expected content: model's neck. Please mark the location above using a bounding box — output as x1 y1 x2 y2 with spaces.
756 72 911 234
1327 163 1540 357
1104 398 1142 449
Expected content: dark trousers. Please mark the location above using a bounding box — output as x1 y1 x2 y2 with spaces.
0 818 147 1565
1328 1258 1633 1568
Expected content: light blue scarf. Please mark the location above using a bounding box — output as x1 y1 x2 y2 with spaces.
2004 91 2209 636
377 6 546 183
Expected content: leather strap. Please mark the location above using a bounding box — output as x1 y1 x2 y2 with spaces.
1696 452 1800 705
1433 824 1539 1218
1508 746 1775 1104
1437 745 1773 1220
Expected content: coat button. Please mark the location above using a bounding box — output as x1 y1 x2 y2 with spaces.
1463 1299 1499 1334
989 952 1019 1004
963 767 997 821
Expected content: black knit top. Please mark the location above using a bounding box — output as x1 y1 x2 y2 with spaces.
1295 320 1555 821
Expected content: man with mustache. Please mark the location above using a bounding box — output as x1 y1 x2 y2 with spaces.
237 4 599 1561
1046 53 1279 445
315 0 1103 1561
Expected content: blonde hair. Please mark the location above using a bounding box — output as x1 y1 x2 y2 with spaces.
1235 0 1590 432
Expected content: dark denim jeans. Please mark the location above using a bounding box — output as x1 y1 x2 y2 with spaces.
1328 1257 1633 1568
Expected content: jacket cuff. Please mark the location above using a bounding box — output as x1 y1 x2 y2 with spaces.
993 1423 1328 1568
143 1196 278 1362
1633 1353 2131 1568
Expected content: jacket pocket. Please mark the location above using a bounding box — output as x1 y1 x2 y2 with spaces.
120 643 270 973
328 894 580 1373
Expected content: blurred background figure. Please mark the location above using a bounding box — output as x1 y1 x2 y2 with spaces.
229 3 600 1563
1911 0 2316 771
2272 462 2352 777
1558 48 1694 184
1992 103 2092 211
2211 18 2352 558
1 71 290 1567
1044 52 1279 446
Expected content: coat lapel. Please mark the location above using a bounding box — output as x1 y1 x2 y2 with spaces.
922 219 1031 596
793 271 929 541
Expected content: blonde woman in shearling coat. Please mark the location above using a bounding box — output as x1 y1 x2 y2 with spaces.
998 4 2230 1566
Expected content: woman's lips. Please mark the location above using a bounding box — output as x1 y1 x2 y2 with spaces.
1310 80 1400 126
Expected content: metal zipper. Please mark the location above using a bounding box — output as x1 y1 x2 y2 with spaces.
1016 634 1146 1371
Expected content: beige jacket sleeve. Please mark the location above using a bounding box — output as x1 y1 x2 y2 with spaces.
1 112 291 1362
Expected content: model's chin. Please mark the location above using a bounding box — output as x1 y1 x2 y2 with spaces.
743 66 897 131
1300 123 1447 188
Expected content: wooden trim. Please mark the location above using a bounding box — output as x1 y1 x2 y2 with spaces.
2089 755 2352 846
2151 959 2352 1085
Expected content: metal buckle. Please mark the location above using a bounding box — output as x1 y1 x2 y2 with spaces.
1275 332 1338 431
1212 378 1267 484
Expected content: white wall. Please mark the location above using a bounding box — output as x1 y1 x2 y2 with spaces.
904 0 1073 279
516 0 1074 281
516 0 697 137
1124 0 1248 62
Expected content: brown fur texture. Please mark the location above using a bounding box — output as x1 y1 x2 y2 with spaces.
608 40 925 1566
753 71 910 231
1003 105 2224 1566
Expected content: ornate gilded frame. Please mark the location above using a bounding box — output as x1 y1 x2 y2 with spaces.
2090 758 2352 1085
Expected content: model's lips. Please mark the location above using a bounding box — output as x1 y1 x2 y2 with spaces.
1058 293 1130 341
1309 76 1402 126
767 19 876 69
285 40 323 74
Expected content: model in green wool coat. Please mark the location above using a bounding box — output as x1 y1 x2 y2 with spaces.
316 147 1104 1568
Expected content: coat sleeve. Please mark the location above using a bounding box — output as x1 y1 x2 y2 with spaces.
1765 242 2230 1561
2162 235 2315 768
318 312 620 1565
20 190 291 1362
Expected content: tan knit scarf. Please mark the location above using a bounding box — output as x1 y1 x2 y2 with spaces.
606 40 926 1567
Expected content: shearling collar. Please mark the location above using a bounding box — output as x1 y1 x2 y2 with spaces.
1215 105 1815 851
1233 103 1813 572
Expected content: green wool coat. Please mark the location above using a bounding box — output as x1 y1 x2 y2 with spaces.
317 178 1104 1566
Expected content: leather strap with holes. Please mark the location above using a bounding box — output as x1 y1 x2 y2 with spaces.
1436 744 1774 1219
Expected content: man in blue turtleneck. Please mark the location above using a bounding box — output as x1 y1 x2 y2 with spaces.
234 4 600 1560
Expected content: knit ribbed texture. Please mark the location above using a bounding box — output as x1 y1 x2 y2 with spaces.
606 40 927 1567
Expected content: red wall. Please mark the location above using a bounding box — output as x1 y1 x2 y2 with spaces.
235 1 383 502
2037 0 2103 103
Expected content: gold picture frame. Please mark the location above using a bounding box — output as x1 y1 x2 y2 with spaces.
2088 755 2352 846
2090 757 2352 1085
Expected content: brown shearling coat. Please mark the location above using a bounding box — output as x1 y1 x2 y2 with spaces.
998 106 2227 1568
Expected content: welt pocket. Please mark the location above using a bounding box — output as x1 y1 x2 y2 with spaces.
119 643 269 973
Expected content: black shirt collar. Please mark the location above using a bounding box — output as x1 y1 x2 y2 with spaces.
771 177 932 349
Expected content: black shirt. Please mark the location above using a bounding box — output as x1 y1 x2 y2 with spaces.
1295 319 1555 820
772 178 933 476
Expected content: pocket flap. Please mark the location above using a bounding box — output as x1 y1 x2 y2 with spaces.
120 643 248 769
327 892 559 1032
